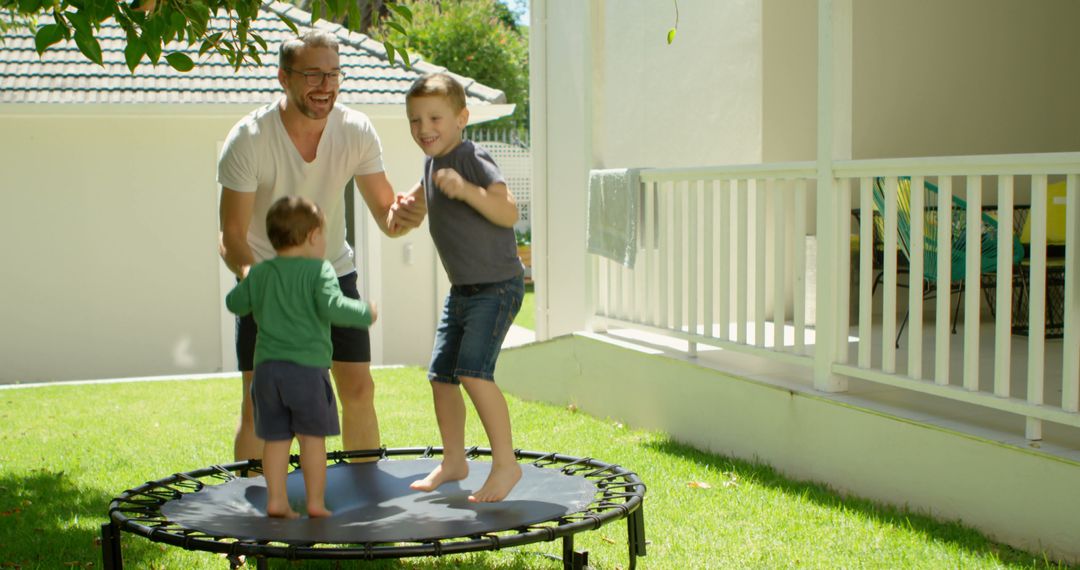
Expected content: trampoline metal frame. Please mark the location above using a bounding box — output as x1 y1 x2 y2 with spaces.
102 447 646 569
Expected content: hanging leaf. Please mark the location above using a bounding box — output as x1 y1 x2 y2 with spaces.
385 42 396 66
165 51 194 72
275 11 298 35
250 31 268 53
667 28 676 45
388 2 413 24
33 23 65 55
124 36 146 72
74 30 104 66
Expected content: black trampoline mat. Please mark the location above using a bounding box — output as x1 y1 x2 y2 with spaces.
160 459 598 543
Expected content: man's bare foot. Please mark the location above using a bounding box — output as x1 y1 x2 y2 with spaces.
410 460 468 492
469 462 522 503
307 505 333 518
266 503 300 519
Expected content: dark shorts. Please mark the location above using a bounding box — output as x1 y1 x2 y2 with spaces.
252 360 340 440
236 271 371 372
428 273 524 384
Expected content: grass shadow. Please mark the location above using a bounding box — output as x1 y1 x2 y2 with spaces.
642 437 1076 569
0 469 116 568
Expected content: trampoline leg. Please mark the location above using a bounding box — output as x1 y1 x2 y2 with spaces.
100 522 123 570
627 505 647 569
561 535 588 569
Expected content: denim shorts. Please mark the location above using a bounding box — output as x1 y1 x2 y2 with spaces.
252 360 341 440
428 273 525 384
236 271 371 371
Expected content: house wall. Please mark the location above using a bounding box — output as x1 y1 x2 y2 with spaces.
537 0 1080 337
761 0 1080 162
853 0 1080 160
0 105 441 383
498 336 1080 562
538 0 763 338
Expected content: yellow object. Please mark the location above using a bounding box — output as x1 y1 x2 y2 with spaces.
1021 181 1067 245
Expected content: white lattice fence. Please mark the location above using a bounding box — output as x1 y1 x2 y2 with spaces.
467 129 532 236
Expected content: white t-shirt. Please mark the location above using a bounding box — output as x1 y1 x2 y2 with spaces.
217 100 385 276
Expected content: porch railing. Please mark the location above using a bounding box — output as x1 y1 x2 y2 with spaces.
587 152 1080 440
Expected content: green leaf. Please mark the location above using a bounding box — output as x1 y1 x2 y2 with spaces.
388 2 412 24
165 51 194 72
385 41 396 66
346 0 360 31
74 33 104 65
198 30 222 56
398 46 411 70
33 23 65 55
170 11 184 33
124 36 146 71
386 21 406 37
667 28 676 45
250 31 267 53
145 36 161 64
247 44 263 66
275 11 298 35
17 0 42 13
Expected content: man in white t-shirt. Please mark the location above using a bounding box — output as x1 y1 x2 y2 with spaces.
218 30 425 461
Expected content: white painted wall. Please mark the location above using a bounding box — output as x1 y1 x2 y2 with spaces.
853 0 1080 160
537 0 763 338
537 0 1080 338
761 0 1080 162
0 104 443 383
596 0 763 168
534 0 593 337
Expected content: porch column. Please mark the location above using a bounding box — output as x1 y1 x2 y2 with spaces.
814 0 852 392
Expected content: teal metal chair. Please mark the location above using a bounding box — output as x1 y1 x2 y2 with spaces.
870 177 1025 346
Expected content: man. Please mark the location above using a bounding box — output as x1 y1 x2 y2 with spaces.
218 30 424 461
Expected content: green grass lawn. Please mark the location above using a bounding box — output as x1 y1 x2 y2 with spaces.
513 281 535 331
0 369 1073 569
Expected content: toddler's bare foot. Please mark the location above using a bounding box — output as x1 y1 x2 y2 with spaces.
266 502 300 519
469 462 522 503
410 460 468 492
307 504 333 518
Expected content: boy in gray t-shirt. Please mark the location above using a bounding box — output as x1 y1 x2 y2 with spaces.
400 73 525 503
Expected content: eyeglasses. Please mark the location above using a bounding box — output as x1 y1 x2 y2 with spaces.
284 67 346 86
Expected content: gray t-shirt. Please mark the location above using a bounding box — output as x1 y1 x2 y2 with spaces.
424 140 523 285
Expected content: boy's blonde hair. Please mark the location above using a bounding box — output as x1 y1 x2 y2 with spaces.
266 196 324 251
279 30 339 69
405 73 467 113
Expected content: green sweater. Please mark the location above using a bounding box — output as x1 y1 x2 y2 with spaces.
225 257 372 368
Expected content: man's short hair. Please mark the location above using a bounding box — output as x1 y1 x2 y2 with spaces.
405 73 467 113
279 30 340 69
266 196 324 250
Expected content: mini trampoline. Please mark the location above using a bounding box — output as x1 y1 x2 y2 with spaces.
102 447 646 569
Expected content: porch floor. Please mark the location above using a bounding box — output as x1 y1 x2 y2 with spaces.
576 319 1080 465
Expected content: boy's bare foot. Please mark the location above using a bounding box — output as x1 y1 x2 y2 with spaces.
266 503 300 519
410 460 468 492
468 462 522 503
307 505 333 518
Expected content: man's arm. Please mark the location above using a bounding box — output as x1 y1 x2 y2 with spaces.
219 188 255 279
355 171 427 237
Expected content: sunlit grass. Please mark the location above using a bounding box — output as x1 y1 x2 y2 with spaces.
513 281 535 331
0 369 1072 569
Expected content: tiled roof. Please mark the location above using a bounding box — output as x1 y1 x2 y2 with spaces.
0 1 507 106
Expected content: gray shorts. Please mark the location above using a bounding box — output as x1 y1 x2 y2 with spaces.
252 360 340 441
